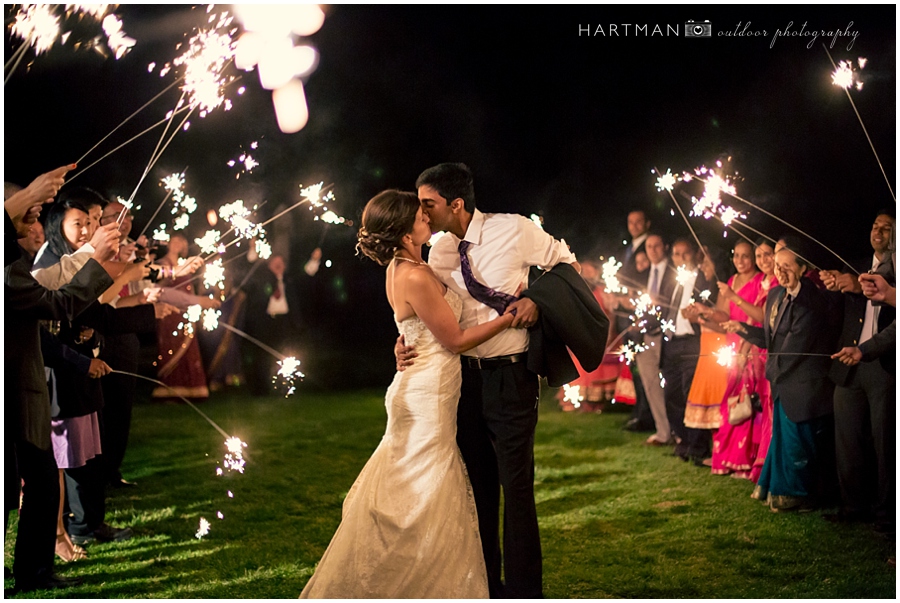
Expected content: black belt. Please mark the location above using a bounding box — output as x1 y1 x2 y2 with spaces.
464 353 524 370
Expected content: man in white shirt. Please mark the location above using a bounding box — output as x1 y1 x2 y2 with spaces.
821 210 895 531
634 234 673 446
410 163 577 598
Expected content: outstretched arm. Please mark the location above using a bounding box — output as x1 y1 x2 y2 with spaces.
407 269 515 355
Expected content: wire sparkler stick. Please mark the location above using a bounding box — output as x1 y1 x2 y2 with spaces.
110 370 231 439
118 105 196 224
4 42 30 85
136 167 189 240
66 106 192 186
75 78 183 166
824 46 895 202
654 166 718 281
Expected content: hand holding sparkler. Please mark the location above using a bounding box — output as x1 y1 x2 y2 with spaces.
831 346 863 366
819 270 862 295
720 320 748 335
173 256 205 278
88 359 112 379
91 222 122 264
858 273 896 306
5 164 75 235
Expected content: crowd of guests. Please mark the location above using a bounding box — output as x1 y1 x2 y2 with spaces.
4 166 308 592
567 207 895 536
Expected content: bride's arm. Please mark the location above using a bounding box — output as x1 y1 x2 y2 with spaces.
406 268 515 355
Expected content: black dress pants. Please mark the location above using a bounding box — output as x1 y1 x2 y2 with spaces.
661 335 710 458
11 441 58 585
64 456 106 537
100 333 140 483
458 358 542 599
834 360 896 524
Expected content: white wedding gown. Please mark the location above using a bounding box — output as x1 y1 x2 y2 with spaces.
300 289 488 599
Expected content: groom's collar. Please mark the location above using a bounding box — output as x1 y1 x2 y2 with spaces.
461 209 485 247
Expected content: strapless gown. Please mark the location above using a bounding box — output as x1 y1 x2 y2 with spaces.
300 289 488 598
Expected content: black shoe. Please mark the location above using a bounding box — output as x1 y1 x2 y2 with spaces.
92 523 133 543
109 478 137 489
16 571 83 592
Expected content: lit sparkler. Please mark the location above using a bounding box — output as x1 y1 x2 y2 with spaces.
196 517 210 539
203 258 226 290
275 356 304 397
223 436 248 473
654 168 679 192
615 340 649 365
195 230 223 255
255 239 272 260
317 210 345 225
562 384 584 409
713 344 737 367
166 12 238 114
699 289 712 302
601 257 628 294
11 4 60 55
227 142 260 178
152 224 170 243
675 265 697 288
202 308 221 331
825 49 894 201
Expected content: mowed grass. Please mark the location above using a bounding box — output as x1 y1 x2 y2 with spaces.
4 385 895 598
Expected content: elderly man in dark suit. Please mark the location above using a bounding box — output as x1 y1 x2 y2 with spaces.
5 204 119 591
725 241 837 512
820 210 895 533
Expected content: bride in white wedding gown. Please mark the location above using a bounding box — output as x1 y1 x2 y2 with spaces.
300 190 515 599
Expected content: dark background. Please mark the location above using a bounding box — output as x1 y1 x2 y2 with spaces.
4 5 895 389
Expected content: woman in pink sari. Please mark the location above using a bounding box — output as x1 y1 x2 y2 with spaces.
702 240 763 478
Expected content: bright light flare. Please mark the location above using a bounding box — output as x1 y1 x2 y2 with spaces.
223 436 248 473
601 257 628 294
202 308 221 331
562 384 584 409
714 344 737 367
195 230 223 255
675 265 697 288
274 356 304 397
195 517 210 539
12 4 60 54
615 341 648 365
203 258 226 290
654 168 679 192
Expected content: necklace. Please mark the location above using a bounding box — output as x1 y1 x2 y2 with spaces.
393 255 428 266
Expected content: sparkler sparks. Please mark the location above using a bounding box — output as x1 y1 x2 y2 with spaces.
675 265 697 288
195 230 223 255
255 239 272 260
713 344 737 367
601 257 628 294
222 436 248 473
562 384 584 409
202 308 221 331
530 214 544 230
203 258 226 290
12 4 61 55
152 224 170 243
699 289 712 302
274 356 304 397
166 12 238 114
227 142 261 178
831 59 866 90
615 341 648 365
317 210 345 225
196 517 211 539
654 168 679 192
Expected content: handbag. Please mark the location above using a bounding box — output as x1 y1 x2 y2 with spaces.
727 385 753 426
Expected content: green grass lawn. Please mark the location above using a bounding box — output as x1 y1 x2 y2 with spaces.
5 386 895 598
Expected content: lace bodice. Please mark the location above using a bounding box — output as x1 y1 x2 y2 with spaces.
395 288 462 355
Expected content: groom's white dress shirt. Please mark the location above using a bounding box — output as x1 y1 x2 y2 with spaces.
428 209 576 359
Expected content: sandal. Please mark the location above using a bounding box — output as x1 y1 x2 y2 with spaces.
56 534 88 563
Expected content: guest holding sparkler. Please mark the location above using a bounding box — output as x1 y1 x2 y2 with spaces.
698 240 764 478
723 238 837 512
820 210 895 534
5 175 118 591
151 234 218 400
633 233 675 446
662 238 718 465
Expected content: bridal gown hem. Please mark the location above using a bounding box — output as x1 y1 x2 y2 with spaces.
300 289 489 599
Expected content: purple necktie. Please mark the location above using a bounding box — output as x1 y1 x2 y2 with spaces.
458 240 517 315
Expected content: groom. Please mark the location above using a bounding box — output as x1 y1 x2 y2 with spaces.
399 163 578 598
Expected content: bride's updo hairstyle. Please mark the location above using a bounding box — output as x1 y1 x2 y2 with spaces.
357 189 420 266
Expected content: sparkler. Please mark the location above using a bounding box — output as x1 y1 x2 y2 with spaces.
562 384 584 409
202 307 221 331
713 344 737 367
196 517 211 539
824 48 894 202
601 257 628 294
223 436 248 473
615 340 649 365
652 166 718 280
227 141 260 178
203 258 226 290
218 322 303 396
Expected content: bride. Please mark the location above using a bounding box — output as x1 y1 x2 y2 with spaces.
300 190 516 599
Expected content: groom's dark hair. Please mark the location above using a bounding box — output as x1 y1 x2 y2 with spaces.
415 163 476 213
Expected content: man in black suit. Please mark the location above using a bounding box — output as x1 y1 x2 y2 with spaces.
244 254 304 395
618 209 654 432
5 206 119 591
728 242 836 511
820 210 895 531
659 237 717 463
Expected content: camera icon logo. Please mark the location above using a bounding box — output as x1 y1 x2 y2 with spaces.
685 20 712 38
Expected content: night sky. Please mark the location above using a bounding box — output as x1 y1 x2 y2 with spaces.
4 5 896 388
